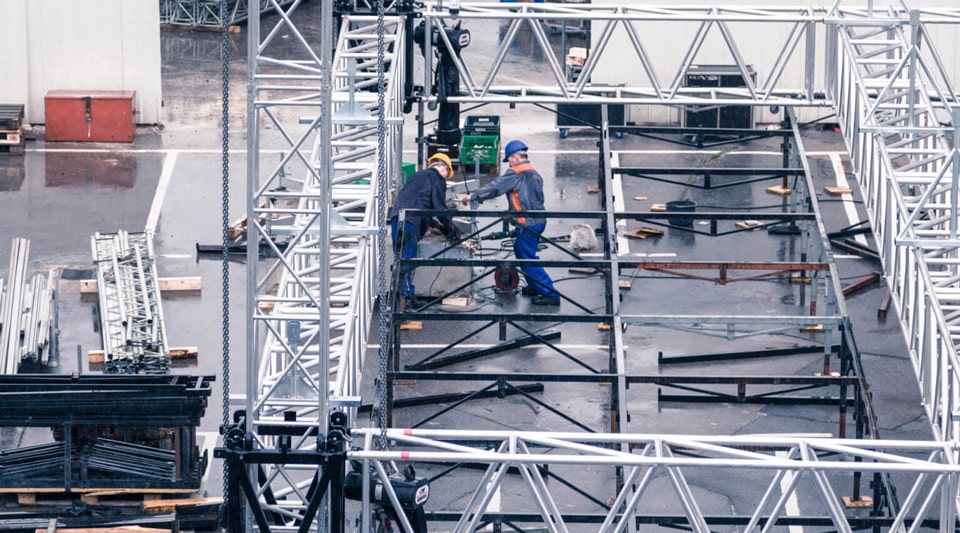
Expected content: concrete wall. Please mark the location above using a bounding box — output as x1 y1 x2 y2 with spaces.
0 0 162 125
590 0 960 125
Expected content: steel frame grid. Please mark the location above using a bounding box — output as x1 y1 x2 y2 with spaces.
233 2 960 531
159 0 296 28
379 112 886 527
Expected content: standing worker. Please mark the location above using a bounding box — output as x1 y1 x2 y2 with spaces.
461 140 560 306
389 152 458 301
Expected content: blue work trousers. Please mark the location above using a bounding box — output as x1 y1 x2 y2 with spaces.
514 223 557 297
390 217 420 297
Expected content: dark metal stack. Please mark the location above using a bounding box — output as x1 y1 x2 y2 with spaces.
0 105 25 155
0 374 214 490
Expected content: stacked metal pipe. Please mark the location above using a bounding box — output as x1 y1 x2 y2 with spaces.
0 238 57 374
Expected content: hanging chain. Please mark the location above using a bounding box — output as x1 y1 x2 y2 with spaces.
375 0 390 452
219 0 232 499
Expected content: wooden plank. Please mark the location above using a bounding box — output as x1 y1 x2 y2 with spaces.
824 186 853 195
81 276 202 294
142 497 223 514
735 220 763 228
400 321 422 331
89 346 197 364
766 185 792 196
34 527 172 533
650 203 667 212
441 297 470 307
586 185 601 194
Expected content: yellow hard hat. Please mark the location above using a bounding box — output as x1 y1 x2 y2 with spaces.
427 153 454 178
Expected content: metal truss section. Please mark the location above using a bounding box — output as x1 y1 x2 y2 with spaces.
159 0 295 28
830 6 960 441
91 231 170 374
350 428 960 532
427 3 825 107
244 0 407 523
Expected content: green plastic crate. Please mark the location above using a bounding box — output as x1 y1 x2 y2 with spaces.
460 135 499 165
402 161 416 182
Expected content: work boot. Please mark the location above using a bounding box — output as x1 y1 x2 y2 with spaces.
531 294 560 306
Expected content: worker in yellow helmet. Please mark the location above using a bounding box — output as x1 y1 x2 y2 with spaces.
388 152 458 300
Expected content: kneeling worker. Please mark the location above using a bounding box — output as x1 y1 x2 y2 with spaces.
461 140 560 306
389 152 457 299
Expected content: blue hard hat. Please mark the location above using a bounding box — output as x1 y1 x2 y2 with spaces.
502 140 528 162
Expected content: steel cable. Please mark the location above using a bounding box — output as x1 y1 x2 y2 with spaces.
218 0 232 501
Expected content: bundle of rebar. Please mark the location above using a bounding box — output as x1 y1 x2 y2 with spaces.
0 238 57 374
91 230 170 374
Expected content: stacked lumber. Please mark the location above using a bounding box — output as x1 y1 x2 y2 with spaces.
0 105 25 155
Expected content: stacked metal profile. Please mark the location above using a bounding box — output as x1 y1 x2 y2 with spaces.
0 238 57 374
91 231 170 374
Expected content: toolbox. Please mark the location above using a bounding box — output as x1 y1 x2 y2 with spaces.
45 90 136 143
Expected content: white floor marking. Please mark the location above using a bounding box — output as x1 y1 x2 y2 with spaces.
827 152 868 247
146 151 178 234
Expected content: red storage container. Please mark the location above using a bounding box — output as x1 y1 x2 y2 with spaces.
45 90 136 143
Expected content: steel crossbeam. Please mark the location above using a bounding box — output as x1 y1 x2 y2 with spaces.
91 231 170 374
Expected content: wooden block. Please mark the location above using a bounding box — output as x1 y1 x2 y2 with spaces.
442 297 469 307
824 186 853 195
735 220 763 228
142 496 223 514
598 323 611 331
89 346 197 363
586 185 601 194
800 324 825 332
19 493 37 505
623 230 648 240
650 203 667 212
766 185 792 196
618 280 632 290
790 273 811 284
842 495 873 508
632 196 648 201
258 301 275 312
81 277 202 294
400 321 422 331
636 227 664 236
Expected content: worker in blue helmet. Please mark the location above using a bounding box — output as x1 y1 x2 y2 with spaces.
462 140 560 306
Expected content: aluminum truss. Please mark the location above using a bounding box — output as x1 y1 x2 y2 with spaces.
240 0 407 527
350 428 960 532
91 230 170 374
829 5 960 442
159 0 295 28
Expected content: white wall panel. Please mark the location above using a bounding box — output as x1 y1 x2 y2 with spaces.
0 0 161 125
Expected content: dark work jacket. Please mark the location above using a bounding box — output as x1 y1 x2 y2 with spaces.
471 161 546 226
388 167 451 236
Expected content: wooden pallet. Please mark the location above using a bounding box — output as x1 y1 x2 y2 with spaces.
11 488 197 507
